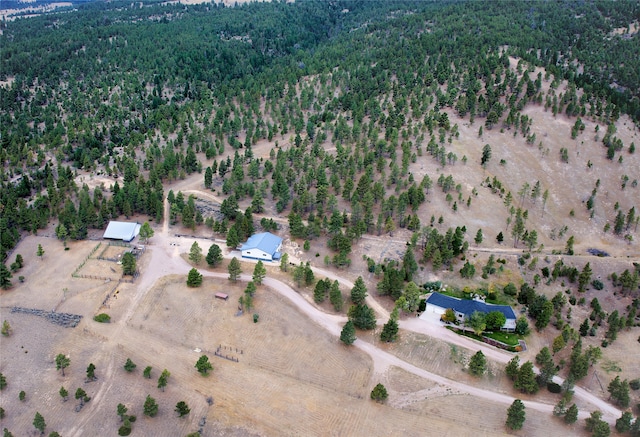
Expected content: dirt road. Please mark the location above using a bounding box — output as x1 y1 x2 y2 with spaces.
130 174 624 426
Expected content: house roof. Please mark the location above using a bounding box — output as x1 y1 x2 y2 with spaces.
103 221 141 241
426 292 516 320
241 232 282 255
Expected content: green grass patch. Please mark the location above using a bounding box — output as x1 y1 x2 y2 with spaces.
93 313 111 323
483 331 520 346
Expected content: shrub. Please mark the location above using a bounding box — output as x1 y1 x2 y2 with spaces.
547 382 562 393
93 313 111 323
629 379 640 390
591 279 604 290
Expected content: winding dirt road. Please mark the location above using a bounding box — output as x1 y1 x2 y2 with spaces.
119 194 624 427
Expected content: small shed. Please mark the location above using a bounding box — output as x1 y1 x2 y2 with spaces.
103 221 141 242
215 292 229 301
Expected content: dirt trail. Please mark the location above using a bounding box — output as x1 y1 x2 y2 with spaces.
134 179 624 425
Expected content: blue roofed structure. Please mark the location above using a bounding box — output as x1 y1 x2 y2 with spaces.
424 292 517 331
240 232 283 262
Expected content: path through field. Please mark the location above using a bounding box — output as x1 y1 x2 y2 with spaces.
109 186 625 426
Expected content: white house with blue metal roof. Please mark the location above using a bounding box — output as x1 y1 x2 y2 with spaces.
241 232 283 262
424 292 516 331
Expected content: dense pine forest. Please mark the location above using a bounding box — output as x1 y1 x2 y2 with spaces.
1 0 639 267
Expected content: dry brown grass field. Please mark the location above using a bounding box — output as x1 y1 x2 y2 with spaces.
2 53 640 436
0 235 592 437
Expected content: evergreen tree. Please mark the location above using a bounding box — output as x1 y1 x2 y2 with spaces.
59 386 68 401
469 350 487 376
55 354 70 376
564 403 579 424
348 304 376 330
175 401 191 418
329 280 343 311
195 355 213 375
505 399 526 430
117 403 128 422
350 276 368 305
86 363 96 381
186 268 203 287
370 383 388 403
157 369 170 392
535 347 556 385
514 361 538 394
505 356 520 381
228 257 242 282
380 308 399 342
313 280 328 303
33 412 46 435
578 262 592 292
252 260 266 285
143 366 152 379
340 320 356 345
124 358 136 372
206 244 223 267
615 412 633 433
189 242 203 264
143 395 159 417
36 243 45 259
121 252 136 276
0 264 12 290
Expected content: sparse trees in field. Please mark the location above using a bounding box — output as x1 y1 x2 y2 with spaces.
228 257 242 282
124 358 136 372
75 387 90 406
55 354 70 376
33 412 46 435
370 383 388 403
481 144 492 167
1 321 12 337
143 366 152 379
186 268 203 287
206 244 223 267
469 351 487 376
195 355 213 375
175 401 191 417
143 395 159 417
158 369 170 392
117 403 128 422
86 363 96 381
506 399 525 430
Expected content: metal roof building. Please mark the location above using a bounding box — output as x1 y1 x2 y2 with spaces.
240 232 283 261
102 221 141 242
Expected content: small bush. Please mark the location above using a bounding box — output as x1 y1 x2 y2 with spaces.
547 382 562 393
591 279 604 290
253 314 259 323
629 379 640 390
93 313 111 323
